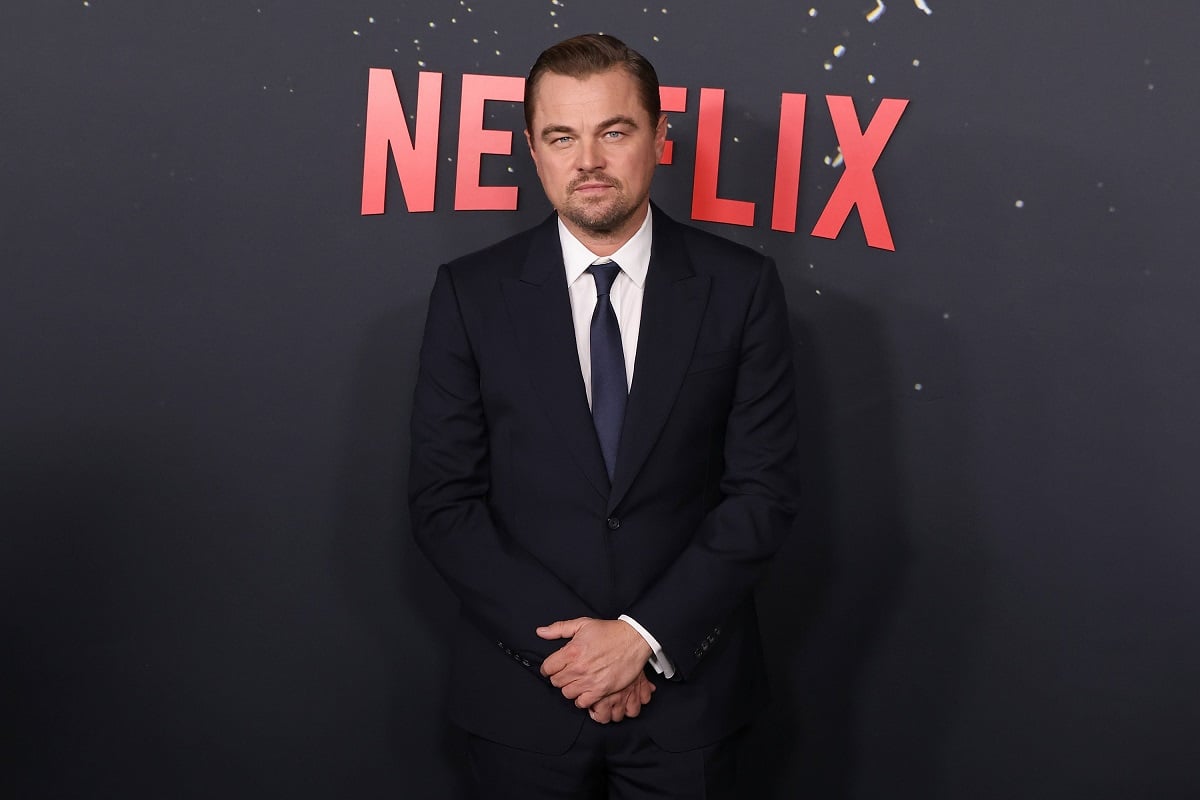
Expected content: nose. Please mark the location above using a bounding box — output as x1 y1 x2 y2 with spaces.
577 138 606 172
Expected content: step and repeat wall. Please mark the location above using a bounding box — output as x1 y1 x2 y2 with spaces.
4 2 1198 797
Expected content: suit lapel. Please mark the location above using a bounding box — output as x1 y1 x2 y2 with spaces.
500 216 611 499
609 211 711 512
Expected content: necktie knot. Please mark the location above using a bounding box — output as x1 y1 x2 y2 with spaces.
588 261 621 297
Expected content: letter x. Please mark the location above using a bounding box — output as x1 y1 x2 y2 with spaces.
811 95 908 251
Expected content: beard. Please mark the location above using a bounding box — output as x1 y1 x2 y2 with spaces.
558 175 646 235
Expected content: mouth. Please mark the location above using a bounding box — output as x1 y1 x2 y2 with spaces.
571 178 618 194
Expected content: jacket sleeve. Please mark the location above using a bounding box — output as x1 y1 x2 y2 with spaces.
408 264 597 673
625 256 801 680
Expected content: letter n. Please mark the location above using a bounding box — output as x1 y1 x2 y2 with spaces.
361 69 442 215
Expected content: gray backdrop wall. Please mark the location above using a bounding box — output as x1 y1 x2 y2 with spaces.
4 1 1198 797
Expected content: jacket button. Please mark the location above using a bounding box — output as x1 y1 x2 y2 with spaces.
606 516 621 530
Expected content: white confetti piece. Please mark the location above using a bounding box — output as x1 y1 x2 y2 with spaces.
868 74 877 84
914 0 932 14
808 8 818 17
833 44 846 57
1014 199 1024 208
866 0 886 22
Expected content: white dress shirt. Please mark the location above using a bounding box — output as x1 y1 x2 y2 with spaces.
557 208 677 679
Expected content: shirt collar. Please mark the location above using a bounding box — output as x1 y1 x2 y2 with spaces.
557 206 652 290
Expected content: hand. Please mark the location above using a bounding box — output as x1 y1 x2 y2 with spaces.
588 671 656 724
537 617 653 709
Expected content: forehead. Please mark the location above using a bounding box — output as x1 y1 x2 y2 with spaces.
530 68 649 128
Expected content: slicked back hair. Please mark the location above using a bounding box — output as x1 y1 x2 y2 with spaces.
524 33 662 134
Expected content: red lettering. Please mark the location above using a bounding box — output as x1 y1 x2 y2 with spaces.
691 88 755 227
770 93 807 233
454 74 525 211
658 86 687 165
811 95 908 251
361 69 442 215
360 69 910 251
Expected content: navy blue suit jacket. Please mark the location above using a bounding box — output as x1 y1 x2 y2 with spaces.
408 206 800 753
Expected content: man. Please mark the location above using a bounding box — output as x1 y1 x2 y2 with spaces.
409 33 800 798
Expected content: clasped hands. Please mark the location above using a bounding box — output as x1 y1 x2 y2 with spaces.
537 617 655 724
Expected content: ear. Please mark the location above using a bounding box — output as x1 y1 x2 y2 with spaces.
653 112 668 163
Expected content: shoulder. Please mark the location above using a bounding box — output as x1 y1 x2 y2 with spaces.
441 215 556 284
655 207 774 278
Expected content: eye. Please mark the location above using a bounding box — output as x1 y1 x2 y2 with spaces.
603 130 625 140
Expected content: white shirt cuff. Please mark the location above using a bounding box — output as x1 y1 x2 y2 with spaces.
619 614 676 679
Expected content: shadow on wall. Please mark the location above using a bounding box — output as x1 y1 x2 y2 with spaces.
743 275 983 798
330 294 474 799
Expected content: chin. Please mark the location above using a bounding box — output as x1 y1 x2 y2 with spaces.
564 203 634 234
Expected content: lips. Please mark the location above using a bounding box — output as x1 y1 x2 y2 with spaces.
570 177 618 193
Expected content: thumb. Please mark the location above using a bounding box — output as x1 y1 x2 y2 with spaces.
536 617 591 640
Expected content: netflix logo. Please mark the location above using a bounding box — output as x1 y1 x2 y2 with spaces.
361 69 908 251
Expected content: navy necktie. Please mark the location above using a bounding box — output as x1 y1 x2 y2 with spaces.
587 261 627 480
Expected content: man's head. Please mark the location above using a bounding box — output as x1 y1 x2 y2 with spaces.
523 33 661 133
524 34 667 250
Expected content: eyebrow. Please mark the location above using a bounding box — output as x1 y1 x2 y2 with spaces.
539 115 641 141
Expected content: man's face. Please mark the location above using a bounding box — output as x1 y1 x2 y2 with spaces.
526 68 667 243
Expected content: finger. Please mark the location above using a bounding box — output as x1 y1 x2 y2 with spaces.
541 642 585 678
589 707 611 725
540 652 564 678
535 617 589 640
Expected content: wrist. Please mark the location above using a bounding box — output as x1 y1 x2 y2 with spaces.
617 617 654 662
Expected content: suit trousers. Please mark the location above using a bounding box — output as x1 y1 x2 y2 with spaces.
464 719 744 800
